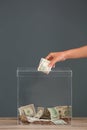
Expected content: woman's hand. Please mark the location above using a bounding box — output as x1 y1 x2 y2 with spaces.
45 52 66 68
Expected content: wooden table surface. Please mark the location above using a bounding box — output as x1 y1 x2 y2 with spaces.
0 118 87 130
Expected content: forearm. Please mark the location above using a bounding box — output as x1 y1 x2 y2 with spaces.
64 45 87 60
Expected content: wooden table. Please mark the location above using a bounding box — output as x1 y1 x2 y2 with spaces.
0 118 87 130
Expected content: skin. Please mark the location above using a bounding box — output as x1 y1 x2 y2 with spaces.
45 45 87 67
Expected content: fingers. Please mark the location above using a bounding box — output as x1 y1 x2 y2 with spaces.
45 52 66 68
45 52 56 67
48 58 57 67
48 56 64 67
45 53 53 60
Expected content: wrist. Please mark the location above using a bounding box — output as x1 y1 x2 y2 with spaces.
63 50 72 60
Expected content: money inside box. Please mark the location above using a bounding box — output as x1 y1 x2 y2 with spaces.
17 68 72 125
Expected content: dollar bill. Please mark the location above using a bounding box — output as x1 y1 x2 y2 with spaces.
52 119 67 125
40 108 51 119
34 107 44 119
47 107 59 121
37 58 52 74
18 104 36 117
55 106 72 118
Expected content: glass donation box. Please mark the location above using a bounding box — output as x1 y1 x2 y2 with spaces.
17 67 72 125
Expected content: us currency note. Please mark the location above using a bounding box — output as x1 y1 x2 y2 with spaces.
34 107 44 118
47 107 59 120
18 104 36 117
37 58 52 74
55 106 72 118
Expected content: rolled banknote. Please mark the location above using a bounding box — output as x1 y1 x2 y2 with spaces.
37 58 52 74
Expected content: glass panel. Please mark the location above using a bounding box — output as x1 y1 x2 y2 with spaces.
17 67 72 126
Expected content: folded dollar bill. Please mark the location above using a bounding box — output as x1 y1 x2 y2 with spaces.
55 106 72 118
47 107 59 120
18 104 36 117
34 107 44 119
37 58 52 74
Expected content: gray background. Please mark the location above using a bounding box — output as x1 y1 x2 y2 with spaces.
0 0 87 117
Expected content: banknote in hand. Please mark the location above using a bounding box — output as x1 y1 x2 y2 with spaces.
37 58 52 74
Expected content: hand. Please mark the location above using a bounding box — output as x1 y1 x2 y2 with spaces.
45 46 87 68
45 52 66 68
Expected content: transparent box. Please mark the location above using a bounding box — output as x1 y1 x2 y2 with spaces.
17 67 72 126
